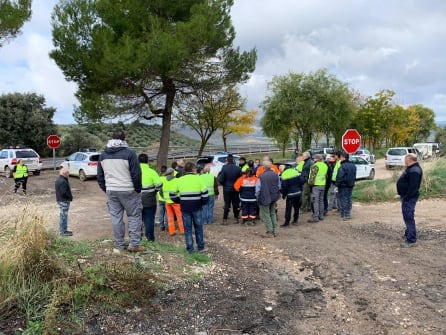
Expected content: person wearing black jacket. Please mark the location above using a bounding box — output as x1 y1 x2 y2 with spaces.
397 153 423 247
55 168 73 236
217 154 242 224
335 152 356 220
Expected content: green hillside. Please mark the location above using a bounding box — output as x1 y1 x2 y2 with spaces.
56 122 201 156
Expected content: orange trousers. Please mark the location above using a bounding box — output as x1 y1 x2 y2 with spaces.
165 203 184 235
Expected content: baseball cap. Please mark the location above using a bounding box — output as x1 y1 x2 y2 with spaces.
165 167 175 175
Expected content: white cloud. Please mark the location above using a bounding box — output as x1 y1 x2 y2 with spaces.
1 0 446 124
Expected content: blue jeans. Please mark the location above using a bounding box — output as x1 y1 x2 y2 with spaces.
58 201 70 233
158 201 167 227
142 205 157 241
106 190 142 249
202 195 215 224
182 209 205 253
338 187 353 218
402 196 418 243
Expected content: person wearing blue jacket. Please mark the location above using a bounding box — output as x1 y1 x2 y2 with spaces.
97 130 145 253
335 151 356 221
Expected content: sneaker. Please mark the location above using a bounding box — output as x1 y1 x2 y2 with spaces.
233 218 239 224
60 231 73 237
342 216 351 221
221 219 228 225
261 232 274 238
280 223 290 227
197 247 208 253
127 245 146 252
23 190 26 195
400 241 417 248
307 219 319 223
292 221 298 226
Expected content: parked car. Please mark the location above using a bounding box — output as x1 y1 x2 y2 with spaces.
0 147 42 178
354 148 376 163
384 147 422 169
60 151 101 181
196 152 240 176
350 155 375 180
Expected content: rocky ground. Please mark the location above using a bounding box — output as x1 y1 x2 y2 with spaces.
0 160 445 335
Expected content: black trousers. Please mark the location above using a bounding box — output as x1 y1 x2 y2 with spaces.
223 189 240 219
284 195 301 224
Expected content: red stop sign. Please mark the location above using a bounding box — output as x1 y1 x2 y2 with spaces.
342 129 361 154
47 134 61 149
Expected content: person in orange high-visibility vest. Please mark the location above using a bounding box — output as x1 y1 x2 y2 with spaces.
234 168 258 225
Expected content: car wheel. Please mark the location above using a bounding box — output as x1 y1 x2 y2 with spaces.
386 165 391 170
33 170 41 176
5 166 13 178
79 170 87 181
368 169 375 180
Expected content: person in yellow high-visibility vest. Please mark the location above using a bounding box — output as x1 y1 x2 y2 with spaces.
307 154 328 223
13 159 28 195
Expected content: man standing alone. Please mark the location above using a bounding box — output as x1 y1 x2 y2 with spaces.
97 130 145 252
55 167 73 236
397 153 423 248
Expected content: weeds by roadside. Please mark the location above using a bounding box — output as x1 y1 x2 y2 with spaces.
0 207 211 334
353 158 446 202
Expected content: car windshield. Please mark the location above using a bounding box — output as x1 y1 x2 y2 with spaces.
15 150 38 158
388 148 407 156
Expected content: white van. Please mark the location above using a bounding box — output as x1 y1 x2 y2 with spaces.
413 143 440 159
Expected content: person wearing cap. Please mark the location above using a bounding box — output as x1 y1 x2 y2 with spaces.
169 162 209 253
335 151 357 221
163 167 184 235
139 153 163 242
239 157 249 173
307 154 328 223
97 130 145 253
255 160 281 238
217 154 242 224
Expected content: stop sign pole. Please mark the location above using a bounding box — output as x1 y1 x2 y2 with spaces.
341 129 361 154
47 135 61 172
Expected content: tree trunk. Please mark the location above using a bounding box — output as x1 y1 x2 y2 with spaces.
157 79 176 169
223 136 228 151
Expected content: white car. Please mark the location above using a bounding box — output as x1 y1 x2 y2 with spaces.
350 155 375 180
354 148 376 163
196 152 240 177
0 147 42 178
60 151 101 181
385 147 422 169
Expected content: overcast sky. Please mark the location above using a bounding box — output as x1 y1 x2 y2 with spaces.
1 0 445 124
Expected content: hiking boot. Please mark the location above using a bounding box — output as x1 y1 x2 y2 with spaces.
280 223 290 227
400 241 417 248
127 245 146 252
60 231 73 237
261 232 274 238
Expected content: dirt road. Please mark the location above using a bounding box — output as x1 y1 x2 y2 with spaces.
0 159 445 334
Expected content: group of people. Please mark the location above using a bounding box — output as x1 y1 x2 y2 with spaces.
52 130 423 252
